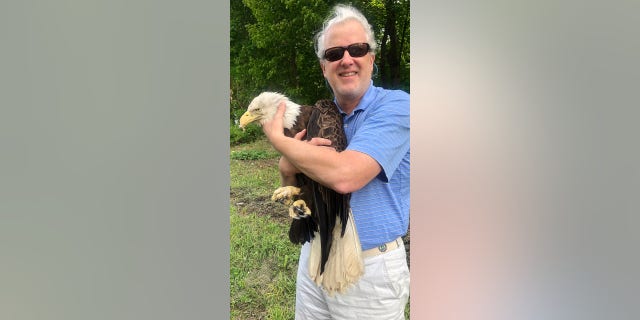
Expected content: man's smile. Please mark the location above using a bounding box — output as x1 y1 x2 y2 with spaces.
339 71 358 77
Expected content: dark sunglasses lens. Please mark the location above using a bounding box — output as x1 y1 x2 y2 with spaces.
348 43 369 57
324 43 370 61
324 47 345 62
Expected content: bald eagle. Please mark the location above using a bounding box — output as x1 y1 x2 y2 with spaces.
239 92 364 295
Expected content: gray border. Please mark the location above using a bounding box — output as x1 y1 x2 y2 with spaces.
411 1 640 319
1 1 229 319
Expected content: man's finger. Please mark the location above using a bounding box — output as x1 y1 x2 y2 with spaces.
293 129 307 141
261 101 286 133
276 101 286 117
308 137 332 147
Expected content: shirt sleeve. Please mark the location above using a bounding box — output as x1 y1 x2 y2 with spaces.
346 90 410 182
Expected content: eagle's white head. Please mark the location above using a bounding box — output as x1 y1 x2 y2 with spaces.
238 92 302 130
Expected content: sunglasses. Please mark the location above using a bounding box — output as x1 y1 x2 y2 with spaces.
323 43 371 62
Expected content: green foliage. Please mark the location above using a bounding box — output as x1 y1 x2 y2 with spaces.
230 122 264 146
230 0 410 123
231 149 280 160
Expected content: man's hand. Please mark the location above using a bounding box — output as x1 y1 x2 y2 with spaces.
297 128 333 148
307 137 333 147
261 101 287 145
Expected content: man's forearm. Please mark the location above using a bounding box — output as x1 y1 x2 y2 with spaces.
271 135 380 194
279 156 299 187
272 135 340 185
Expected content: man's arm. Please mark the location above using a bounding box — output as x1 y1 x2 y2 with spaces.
277 129 331 186
278 156 298 187
263 102 381 194
277 130 305 187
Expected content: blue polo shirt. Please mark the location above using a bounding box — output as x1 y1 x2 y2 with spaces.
335 82 410 250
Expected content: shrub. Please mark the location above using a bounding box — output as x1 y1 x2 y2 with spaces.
230 123 264 146
230 149 280 160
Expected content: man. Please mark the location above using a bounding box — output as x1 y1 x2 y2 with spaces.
261 4 410 319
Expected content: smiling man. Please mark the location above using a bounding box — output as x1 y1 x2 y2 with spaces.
261 4 410 319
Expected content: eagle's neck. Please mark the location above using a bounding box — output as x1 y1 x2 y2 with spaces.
282 101 301 129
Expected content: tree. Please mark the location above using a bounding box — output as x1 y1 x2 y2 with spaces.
355 0 410 91
230 0 410 123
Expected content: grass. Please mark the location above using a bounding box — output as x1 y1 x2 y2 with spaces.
230 137 410 319
230 207 299 319
231 149 281 160
230 138 299 320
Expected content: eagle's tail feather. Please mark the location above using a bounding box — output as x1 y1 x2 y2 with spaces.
289 218 315 244
311 181 335 275
308 210 364 296
339 194 350 237
308 231 323 284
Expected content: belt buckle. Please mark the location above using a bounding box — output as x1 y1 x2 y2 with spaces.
378 243 387 253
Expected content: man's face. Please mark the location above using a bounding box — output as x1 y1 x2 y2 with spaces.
321 19 375 106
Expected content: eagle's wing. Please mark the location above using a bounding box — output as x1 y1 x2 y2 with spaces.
307 100 347 151
287 172 316 244
284 104 318 245
308 100 349 237
305 100 351 274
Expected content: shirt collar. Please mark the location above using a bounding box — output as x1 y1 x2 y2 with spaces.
335 80 377 116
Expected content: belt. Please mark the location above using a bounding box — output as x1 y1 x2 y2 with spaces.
362 237 403 258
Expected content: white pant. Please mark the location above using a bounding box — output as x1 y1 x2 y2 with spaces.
295 241 410 320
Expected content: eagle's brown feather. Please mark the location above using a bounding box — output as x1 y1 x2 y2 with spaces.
288 100 350 275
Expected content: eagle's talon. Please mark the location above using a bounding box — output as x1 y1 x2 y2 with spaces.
289 199 311 219
272 186 301 206
294 206 306 216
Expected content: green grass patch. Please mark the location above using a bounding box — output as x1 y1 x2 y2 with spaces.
231 149 280 161
231 137 299 319
232 137 278 153
230 206 299 319
230 158 280 200
230 138 282 201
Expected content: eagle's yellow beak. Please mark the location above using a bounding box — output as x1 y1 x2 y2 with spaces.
238 111 258 130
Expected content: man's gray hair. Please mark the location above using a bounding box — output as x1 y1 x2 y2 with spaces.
314 4 377 60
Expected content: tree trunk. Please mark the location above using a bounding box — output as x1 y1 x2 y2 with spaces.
379 24 388 85
384 0 401 88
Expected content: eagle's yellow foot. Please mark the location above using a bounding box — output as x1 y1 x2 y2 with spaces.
271 186 301 206
289 200 311 219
